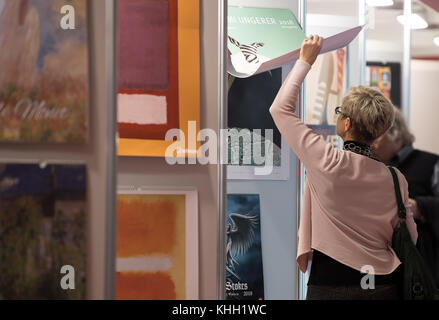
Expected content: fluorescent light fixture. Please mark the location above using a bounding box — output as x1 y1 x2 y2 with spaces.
434 36 439 47
397 13 428 30
366 0 393 7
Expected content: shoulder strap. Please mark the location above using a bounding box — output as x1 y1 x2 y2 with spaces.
388 166 406 219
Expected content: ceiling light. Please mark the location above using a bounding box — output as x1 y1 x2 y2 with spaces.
396 13 429 30
434 36 439 47
366 0 394 7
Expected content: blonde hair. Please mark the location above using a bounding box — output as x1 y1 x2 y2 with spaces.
341 86 395 144
386 107 415 146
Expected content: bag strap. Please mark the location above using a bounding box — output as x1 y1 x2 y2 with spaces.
388 166 406 219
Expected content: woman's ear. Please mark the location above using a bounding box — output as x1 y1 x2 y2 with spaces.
344 117 352 132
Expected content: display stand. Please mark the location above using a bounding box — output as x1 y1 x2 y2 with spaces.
226 0 301 300
0 0 118 299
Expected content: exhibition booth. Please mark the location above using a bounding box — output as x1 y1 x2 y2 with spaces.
0 0 438 300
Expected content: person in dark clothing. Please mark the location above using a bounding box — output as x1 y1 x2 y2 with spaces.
372 107 439 290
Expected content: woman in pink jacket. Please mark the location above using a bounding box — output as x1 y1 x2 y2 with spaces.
270 35 418 300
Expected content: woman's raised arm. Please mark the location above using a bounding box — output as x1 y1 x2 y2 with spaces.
269 36 340 173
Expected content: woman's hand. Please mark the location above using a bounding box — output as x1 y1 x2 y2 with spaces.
299 35 323 66
409 198 424 221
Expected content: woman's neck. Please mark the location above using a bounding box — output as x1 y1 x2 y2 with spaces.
343 140 372 158
341 131 356 143
342 132 370 146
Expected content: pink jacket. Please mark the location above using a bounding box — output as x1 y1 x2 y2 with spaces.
269 59 418 274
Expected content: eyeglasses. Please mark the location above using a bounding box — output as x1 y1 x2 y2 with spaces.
335 106 349 118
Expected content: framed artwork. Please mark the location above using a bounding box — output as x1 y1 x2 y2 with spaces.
305 47 348 149
227 67 290 180
0 163 87 299
366 61 401 107
0 0 89 143
116 188 198 300
226 194 264 300
117 0 200 158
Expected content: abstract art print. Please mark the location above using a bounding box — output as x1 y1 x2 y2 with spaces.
226 194 264 300
116 189 198 300
118 0 178 141
0 163 87 299
117 0 200 158
0 0 89 143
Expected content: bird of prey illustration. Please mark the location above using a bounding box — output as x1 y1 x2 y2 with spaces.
226 213 259 279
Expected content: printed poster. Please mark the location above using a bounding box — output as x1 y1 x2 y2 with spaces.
227 6 362 78
226 194 264 300
227 68 289 180
0 0 88 143
116 189 198 300
117 0 179 141
366 65 391 99
117 0 201 158
0 163 87 299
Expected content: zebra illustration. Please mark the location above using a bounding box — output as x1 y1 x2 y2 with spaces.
228 36 264 64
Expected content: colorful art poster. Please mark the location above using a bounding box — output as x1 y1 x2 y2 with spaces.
116 189 198 300
226 194 264 300
305 48 347 149
0 163 87 299
117 0 200 158
366 66 391 100
227 68 289 180
227 6 362 78
0 0 88 143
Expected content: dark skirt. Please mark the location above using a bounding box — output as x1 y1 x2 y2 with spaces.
306 250 401 300
306 284 399 300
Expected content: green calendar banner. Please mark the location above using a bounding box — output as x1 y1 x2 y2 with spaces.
228 7 306 61
227 6 363 78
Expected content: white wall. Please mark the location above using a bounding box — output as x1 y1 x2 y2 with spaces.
307 0 357 17
366 39 403 64
409 59 439 155
365 6 404 65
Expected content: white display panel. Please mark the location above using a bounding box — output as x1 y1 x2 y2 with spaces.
227 0 300 300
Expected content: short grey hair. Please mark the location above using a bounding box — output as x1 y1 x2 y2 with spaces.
386 107 415 146
342 86 395 144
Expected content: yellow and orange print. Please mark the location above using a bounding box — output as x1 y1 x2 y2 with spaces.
116 194 186 300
